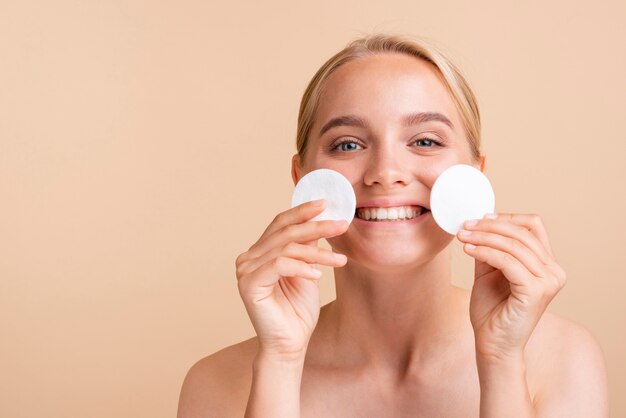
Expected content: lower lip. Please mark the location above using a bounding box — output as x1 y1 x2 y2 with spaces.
352 210 431 226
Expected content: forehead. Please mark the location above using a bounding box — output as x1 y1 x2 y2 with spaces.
314 53 461 133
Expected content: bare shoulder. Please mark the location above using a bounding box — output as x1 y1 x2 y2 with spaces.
527 311 609 417
177 336 259 418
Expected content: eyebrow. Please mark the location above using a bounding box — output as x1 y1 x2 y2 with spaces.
318 111 454 136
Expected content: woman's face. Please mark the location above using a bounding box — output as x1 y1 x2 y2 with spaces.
292 53 485 271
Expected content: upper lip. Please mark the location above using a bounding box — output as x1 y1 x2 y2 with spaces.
356 198 431 210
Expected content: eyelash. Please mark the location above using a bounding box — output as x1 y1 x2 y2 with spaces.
330 137 444 152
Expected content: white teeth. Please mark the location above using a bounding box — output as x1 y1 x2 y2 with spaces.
356 206 425 221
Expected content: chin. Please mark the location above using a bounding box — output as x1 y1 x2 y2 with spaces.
356 251 433 272
328 232 453 273
329 243 435 275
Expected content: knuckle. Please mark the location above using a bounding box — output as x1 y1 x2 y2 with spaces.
235 254 246 278
311 221 324 232
236 261 251 280
320 220 335 229
272 212 284 224
236 262 249 280
511 239 524 253
298 202 310 213
501 252 514 264
541 273 563 295
535 282 554 301
530 213 544 227
556 267 567 287
544 278 559 294
273 256 287 269
283 224 298 240
283 241 298 254
548 280 562 295
548 263 567 288
235 252 245 267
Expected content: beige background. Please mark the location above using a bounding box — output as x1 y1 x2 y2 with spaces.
1 0 624 417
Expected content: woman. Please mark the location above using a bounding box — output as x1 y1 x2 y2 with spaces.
178 34 609 417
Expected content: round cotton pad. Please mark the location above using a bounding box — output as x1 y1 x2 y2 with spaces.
430 164 495 235
291 168 356 224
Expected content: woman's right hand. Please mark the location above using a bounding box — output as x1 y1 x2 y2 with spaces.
235 199 349 359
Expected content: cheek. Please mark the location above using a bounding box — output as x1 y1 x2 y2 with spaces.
419 161 454 188
307 156 361 184
424 153 476 187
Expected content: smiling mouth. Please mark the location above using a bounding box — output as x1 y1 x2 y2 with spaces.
355 205 430 221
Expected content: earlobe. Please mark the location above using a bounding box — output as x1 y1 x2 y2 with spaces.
479 154 487 173
291 154 301 185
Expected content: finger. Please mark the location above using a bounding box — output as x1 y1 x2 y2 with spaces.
458 229 550 278
487 213 555 259
462 217 553 265
258 199 327 242
248 219 349 259
240 256 323 291
463 243 536 287
239 242 347 277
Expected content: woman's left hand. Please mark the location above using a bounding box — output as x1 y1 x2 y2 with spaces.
456 212 567 363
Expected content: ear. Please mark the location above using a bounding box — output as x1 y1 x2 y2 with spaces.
478 154 487 173
291 154 302 186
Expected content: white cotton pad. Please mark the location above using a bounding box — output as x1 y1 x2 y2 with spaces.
291 168 356 224
430 164 495 235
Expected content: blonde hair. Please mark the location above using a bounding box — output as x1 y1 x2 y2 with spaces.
296 33 482 162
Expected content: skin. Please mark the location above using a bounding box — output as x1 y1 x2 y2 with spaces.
178 53 609 417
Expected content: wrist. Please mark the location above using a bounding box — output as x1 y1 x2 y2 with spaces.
247 349 305 418
475 344 525 367
254 349 307 368
475 353 535 418
476 352 528 389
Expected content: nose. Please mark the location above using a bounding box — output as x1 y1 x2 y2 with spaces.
363 144 413 189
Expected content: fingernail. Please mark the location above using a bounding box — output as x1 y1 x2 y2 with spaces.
311 199 325 206
465 219 478 227
460 229 471 236
466 243 476 250
484 213 498 219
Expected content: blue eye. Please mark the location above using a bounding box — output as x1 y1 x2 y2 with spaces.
414 138 442 147
339 142 359 151
331 139 362 152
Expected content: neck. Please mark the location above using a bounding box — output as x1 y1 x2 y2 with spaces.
314 248 470 377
